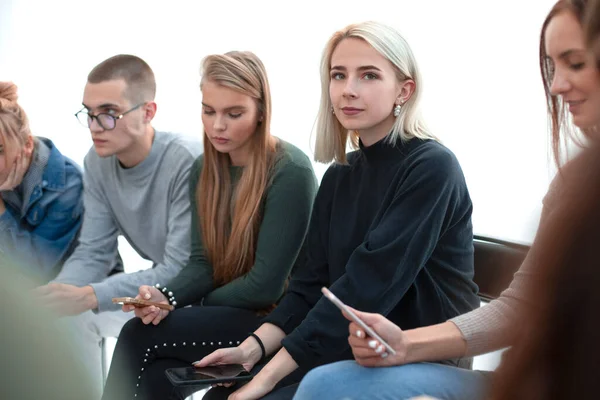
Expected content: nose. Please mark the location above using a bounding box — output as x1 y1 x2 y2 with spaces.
342 78 359 99
549 69 572 97
213 115 226 132
89 117 105 134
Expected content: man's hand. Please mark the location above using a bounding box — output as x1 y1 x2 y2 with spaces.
34 283 98 316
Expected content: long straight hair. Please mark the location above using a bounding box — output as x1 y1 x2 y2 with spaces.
198 51 277 286
540 0 589 165
313 21 437 164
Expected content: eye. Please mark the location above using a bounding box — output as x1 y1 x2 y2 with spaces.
570 62 585 71
203 109 215 115
363 73 379 80
229 113 242 119
331 72 344 80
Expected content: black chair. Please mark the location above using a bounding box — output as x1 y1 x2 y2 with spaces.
473 235 529 302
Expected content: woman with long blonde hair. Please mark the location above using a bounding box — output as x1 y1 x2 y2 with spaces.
101 51 318 400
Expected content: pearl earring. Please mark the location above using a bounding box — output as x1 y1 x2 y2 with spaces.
331 106 335 115
393 104 402 117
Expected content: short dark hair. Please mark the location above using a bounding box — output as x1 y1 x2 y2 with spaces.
87 54 156 104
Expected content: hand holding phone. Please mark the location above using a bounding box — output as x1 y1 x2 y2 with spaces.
112 297 174 311
321 287 396 356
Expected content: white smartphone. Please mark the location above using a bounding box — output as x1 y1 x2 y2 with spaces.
321 287 396 356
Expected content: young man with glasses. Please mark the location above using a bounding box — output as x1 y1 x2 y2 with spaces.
34 54 202 398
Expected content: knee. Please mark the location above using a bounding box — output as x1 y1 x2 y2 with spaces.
295 362 354 399
117 317 146 343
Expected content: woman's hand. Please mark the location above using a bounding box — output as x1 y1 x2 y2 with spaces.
227 374 277 400
123 285 170 325
0 150 30 191
193 343 260 374
344 306 410 367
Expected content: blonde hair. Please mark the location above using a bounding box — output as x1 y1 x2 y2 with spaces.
0 82 31 147
198 51 278 286
314 21 437 164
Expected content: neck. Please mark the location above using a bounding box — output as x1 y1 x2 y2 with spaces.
228 147 249 167
117 125 155 168
358 114 396 147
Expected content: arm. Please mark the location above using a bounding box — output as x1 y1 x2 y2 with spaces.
89 151 195 312
0 166 83 279
282 150 471 370
398 169 561 361
448 217 546 356
52 156 120 287
258 165 337 334
158 157 214 307
203 164 318 309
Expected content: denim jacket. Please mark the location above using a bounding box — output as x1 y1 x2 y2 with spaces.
0 138 83 281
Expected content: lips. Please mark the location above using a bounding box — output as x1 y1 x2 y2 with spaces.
341 107 364 116
92 138 108 145
212 137 230 145
567 99 586 113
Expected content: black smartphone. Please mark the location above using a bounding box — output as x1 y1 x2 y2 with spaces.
165 364 253 386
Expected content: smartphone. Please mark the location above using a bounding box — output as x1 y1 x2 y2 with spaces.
165 364 253 386
321 287 396 356
112 297 174 311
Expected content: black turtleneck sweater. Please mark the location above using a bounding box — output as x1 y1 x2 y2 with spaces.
262 137 479 371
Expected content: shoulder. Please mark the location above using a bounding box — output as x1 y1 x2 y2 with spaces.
274 139 314 173
404 139 465 181
271 139 317 184
38 138 83 186
544 147 597 210
155 131 203 163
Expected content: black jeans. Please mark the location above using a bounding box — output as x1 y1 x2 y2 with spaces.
101 306 263 400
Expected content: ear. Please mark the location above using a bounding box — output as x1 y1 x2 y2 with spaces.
396 79 416 105
142 102 158 123
23 135 35 157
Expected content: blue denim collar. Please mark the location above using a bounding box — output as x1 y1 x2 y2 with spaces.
39 137 67 191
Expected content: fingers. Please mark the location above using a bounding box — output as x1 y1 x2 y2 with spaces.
194 349 224 368
139 285 153 300
138 306 160 324
211 382 235 388
348 333 373 351
151 310 168 325
344 307 382 325
0 160 18 191
14 151 29 185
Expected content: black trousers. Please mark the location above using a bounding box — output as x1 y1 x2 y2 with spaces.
101 306 264 400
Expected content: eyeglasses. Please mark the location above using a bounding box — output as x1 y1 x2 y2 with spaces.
74 103 145 131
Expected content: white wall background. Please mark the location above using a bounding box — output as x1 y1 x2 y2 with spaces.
1 0 559 258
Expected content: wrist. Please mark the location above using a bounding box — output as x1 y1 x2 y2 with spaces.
239 337 263 366
403 329 419 364
83 286 98 310
253 367 278 391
